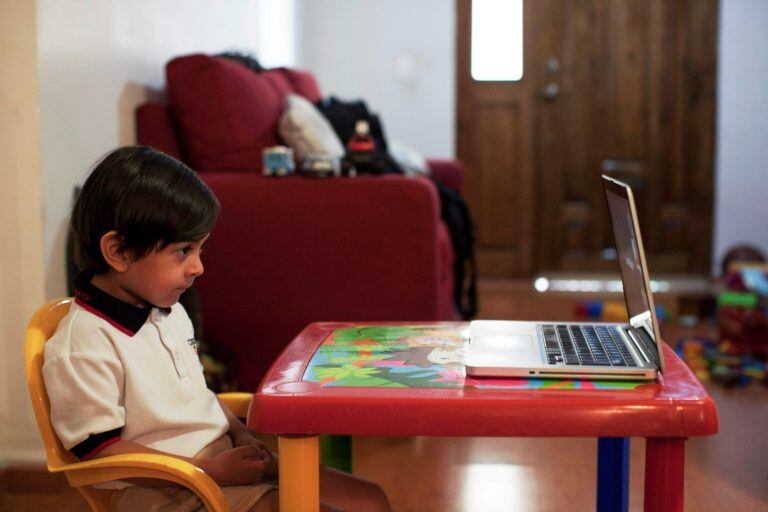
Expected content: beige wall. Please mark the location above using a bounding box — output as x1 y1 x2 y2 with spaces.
0 0 47 462
1 0 295 464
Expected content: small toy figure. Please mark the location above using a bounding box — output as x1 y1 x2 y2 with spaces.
262 146 295 176
345 119 377 175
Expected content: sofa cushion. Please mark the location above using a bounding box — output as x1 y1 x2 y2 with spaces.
278 94 345 161
166 54 284 171
427 159 465 193
195 172 454 388
278 68 322 103
261 69 294 97
135 103 183 160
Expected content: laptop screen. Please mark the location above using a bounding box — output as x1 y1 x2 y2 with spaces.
605 188 651 320
603 176 664 370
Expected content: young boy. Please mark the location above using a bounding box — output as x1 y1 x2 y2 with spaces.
43 146 390 512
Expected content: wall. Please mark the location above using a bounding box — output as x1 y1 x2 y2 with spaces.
713 0 768 271
296 0 455 159
0 0 296 464
0 0 47 462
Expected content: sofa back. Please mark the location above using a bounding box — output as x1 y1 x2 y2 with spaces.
160 53 321 171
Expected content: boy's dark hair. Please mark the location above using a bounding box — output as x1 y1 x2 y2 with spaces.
71 146 220 274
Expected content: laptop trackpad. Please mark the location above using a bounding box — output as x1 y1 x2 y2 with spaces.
475 334 541 365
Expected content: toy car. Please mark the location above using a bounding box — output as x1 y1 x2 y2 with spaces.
262 146 295 176
300 154 341 178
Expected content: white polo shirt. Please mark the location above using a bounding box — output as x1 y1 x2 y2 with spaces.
43 273 228 462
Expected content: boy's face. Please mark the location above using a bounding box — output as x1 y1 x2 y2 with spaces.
118 235 209 308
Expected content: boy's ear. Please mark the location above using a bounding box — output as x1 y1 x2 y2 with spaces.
99 231 131 272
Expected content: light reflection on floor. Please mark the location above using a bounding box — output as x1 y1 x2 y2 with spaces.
459 463 536 511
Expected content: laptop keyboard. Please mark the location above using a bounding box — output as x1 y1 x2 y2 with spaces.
541 324 637 367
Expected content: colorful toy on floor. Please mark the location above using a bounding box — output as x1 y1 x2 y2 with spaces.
675 337 767 387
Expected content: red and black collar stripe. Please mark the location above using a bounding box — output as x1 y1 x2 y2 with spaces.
72 428 122 460
73 272 169 336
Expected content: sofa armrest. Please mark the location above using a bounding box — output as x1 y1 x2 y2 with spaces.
194 173 446 390
136 102 183 160
427 158 465 193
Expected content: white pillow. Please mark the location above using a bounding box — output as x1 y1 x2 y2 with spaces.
389 139 430 176
278 94 345 161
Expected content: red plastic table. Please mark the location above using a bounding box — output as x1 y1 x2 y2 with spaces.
248 322 719 512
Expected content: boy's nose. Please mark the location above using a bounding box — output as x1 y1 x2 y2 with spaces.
189 255 204 277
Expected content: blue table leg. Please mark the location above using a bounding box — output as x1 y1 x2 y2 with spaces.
597 437 630 512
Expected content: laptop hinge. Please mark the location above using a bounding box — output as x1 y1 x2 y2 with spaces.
625 326 660 369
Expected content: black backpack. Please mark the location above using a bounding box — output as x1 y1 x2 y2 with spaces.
433 179 478 320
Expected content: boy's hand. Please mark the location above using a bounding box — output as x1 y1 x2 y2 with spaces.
232 430 269 454
231 431 278 479
201 446 272 486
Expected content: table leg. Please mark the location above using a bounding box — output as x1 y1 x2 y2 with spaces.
644 437 686 512
278 435 320 512
597 437 630 512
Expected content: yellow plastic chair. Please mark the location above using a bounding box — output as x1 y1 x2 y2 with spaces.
24 297 254 511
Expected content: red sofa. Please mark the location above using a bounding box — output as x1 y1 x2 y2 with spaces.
135 54 463 390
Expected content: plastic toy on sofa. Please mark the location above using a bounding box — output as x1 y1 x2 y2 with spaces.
262 146 295 177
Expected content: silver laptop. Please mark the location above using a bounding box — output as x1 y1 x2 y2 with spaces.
465 175 664 380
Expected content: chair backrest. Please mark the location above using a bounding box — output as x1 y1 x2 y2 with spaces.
24 297 79 469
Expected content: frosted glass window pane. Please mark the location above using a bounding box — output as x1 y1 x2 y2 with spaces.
471 0 524 81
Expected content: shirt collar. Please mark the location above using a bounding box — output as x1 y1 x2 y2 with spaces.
73 272 171 337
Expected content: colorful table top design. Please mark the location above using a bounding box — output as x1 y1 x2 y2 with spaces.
303 324 645 390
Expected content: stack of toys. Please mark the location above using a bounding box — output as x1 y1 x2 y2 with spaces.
673 245 768 387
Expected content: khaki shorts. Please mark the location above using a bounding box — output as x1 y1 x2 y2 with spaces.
110 436 278 512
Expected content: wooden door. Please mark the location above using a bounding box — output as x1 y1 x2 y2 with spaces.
456 0 536 278
457 0 718 277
